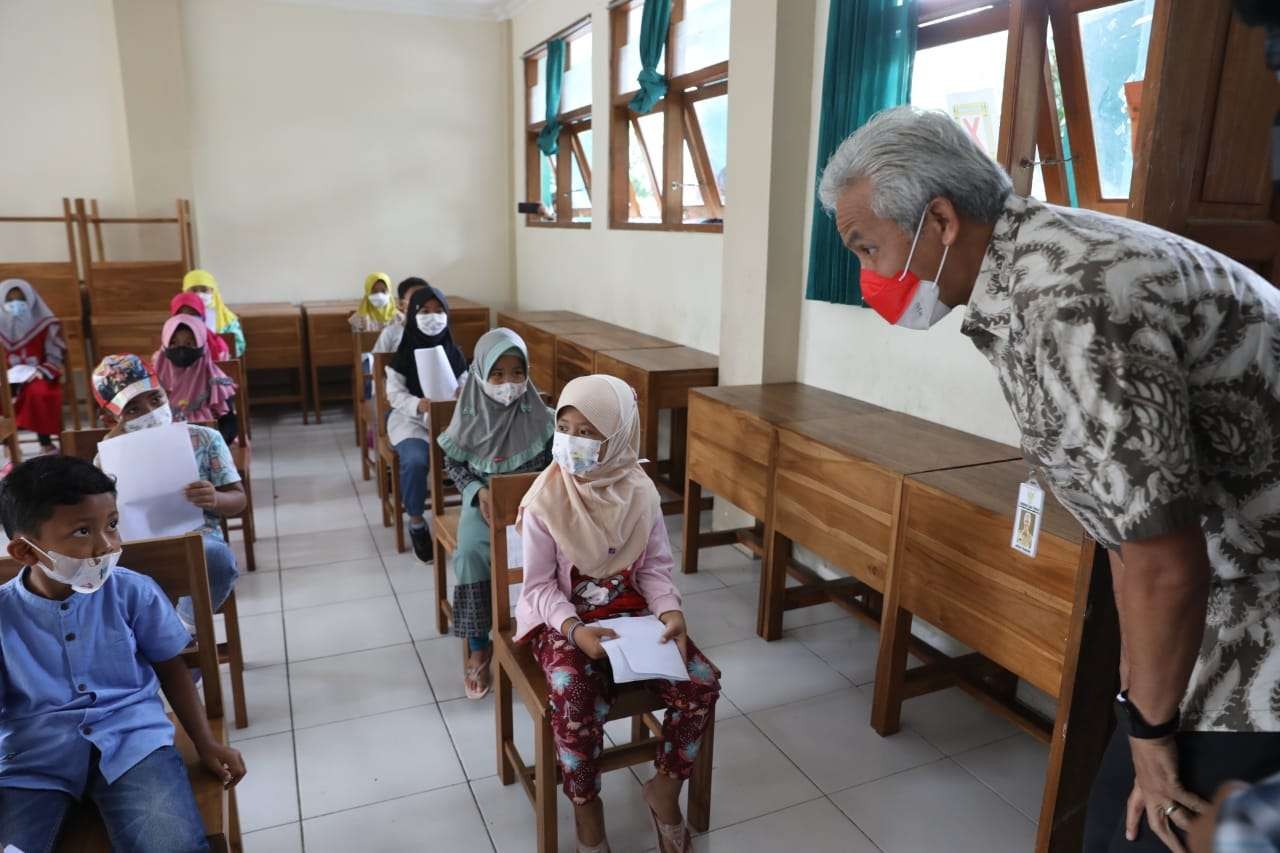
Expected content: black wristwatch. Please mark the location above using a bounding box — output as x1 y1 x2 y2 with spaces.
1114 691 1179 739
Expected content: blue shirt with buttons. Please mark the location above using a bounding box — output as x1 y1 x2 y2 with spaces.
0 566 192 794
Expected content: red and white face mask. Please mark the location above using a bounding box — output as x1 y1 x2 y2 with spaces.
858 208 953 330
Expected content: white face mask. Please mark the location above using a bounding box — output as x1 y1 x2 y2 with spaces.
368 292 390 309
197 292 215 308
894 210 953 331
3 300 29 317
123 402 173 433
553 431 603 477
23 539 122 594
417 312 448 337
482 379 527 407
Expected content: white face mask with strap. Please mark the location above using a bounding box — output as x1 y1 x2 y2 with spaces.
417 313 448 337
22 539 122 594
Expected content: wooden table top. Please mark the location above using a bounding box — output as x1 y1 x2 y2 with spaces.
693 383 887 424
301 300 358 315
598 346 719 373
781 411 1020 477
911 459 1084 544
560 329 673 351
533 318 619 335
231 302 296 316
499 310 588 324
446 295 488 312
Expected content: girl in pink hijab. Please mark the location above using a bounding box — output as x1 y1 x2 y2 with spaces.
152 314 238 444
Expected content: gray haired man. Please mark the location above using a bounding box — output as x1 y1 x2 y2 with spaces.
819 105 1280 853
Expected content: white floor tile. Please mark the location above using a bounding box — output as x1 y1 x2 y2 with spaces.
384 549 435 593
276 526 379 569
953 733 1049 821
225 664 293 743
697 545 761 587
280 556 393 610
243 821 302 853
397 588 447 641
302 783 491 853
678 587 760 649
239 611 286 669
284 595 411 661
831 759 1038 853
272 472 359 503
294 705 465 818
727 582 846 630
274 497 367 537
749 688 941 792
713 637 851 714
877 685 1019 755
234 732 299 833
234 537 281 573
670 565 727 595
439 695 535 781
232 570 282 617
289 643 433 730
692 797 877 853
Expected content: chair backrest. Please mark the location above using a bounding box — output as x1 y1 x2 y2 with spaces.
486 472 540 634
0 263 88 373
217 332 236 359
373 352 395 442
59 427 111 461
0 532 222 719
85 260 186 317
353 330 380 409
427 399 458 519
0 347 18 461
217 358 250 449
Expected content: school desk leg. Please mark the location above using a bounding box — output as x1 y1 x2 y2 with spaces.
758 529 790 641
682 479 702 574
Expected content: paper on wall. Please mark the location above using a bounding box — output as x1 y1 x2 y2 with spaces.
414 346 459 401
595 614 689 684
97 423 204 542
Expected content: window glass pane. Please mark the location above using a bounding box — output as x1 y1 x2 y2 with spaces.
531 55 546 125
541 153 557 218
692 94 727 204
579 127 593 168
617 3 646 95
627 111 663 222
681 140 705 222
570 151 590 221
562 29 593 113
910 30 1008 163
1078 0 1155 199
674 0 730 77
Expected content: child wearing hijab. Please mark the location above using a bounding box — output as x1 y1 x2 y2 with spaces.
349 272 398 332
515 375 721 853
438 328 554 699
0 279 66 453
182 269 244 357
152 315 238 445
372 277 429 355
386 284 468 562
170 291 230 361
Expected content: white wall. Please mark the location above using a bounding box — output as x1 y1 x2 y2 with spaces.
510 0 722 355
182 0 513 307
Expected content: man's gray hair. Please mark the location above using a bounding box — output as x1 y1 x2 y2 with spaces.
817 105 1013 232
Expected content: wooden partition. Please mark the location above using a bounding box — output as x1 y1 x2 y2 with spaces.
302 301 359 423
233 303 306 417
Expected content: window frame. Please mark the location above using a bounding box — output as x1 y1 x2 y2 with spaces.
523 17 594 229
608 0 730 233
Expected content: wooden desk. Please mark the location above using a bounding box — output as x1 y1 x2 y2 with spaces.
873 460 1117 853
234 303 306 418
682 384 885 572
493 311 601 393
89 310 168 365
596 346 718 508
553 329 673 396
302 301 358 423
761 411 1020 639
445 296 490 362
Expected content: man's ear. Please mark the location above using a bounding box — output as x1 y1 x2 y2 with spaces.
928 196 963 247
7 536 37 565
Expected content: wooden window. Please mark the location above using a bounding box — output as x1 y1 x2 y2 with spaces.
609 0 730 232
524 20 593 228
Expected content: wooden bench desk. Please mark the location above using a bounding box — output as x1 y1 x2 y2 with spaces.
761 411 1020 639
553 329 673 396
873 459 1117 853
493 312 602 392
681 384 886 573
302 301 358 423
85 260 186 316
89 310 168 364
445 295 491 362
234 303 306 419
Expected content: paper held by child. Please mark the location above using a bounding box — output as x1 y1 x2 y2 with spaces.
414 346 460 401
505 525 523 569
6 364 38 385
595 614 690 684
97 423 204 541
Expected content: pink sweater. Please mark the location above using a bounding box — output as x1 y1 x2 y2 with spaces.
513 510 683 642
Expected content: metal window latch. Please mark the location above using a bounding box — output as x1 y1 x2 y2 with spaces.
1020 156 1074 168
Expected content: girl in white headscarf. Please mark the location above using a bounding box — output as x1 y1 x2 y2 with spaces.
0 279 66 452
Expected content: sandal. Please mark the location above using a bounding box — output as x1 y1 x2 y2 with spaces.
464 647 493 700
643 780 692 853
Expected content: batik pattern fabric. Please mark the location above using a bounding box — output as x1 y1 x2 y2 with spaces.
962 193 1280 732
528 570 720 804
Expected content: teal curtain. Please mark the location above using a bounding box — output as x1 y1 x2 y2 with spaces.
628 0 672 114
536 39 566 156
805 0 917 304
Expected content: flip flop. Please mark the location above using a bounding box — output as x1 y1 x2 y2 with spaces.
464 647 493 700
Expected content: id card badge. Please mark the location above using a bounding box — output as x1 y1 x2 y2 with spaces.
1011 477 1045 558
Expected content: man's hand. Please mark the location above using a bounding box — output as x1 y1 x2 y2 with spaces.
184 480 218 509
658 610 688 662
478 487 493 526
1126 737 1211 851
196 739 246 789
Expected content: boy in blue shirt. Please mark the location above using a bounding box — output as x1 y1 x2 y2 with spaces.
0 455 246 852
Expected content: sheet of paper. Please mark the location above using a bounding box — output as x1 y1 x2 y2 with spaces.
97 423 204 542
414 346 459 401
505 525 523 569
6 364 38 384
596 614 689 683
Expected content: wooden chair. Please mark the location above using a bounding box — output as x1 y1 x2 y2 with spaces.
487 472 714 853
58 427 249 731
373 353 407 553
428 399 461 633
0 348 21 466
217 359 258 574
352 329 380 478
0 533 241 851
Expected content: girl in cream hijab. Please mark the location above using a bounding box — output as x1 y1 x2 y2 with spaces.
515 375 721 853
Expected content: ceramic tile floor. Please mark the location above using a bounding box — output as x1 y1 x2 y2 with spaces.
213 409 1050 852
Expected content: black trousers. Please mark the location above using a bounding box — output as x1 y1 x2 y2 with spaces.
1084 728 1280 852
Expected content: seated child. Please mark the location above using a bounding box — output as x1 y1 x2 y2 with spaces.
170 292 230 361
349 272 397 333
0 279 66 453
182 270 244 358
515 375 721 853
372 277 429 354
0 455 246 853
385 285 468 563
152 315 239 445
91 355 245 628
438 328 554 699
